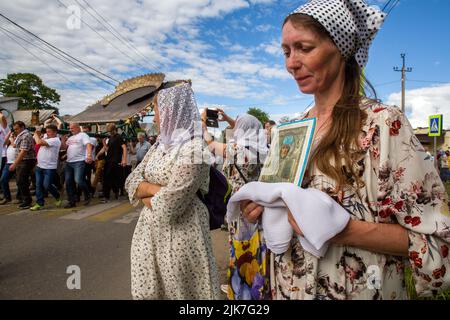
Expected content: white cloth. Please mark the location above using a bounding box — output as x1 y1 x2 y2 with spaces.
227 182 350 258
232 114 268 163
6 145 16 164
156 82 202 152
0 126 10 158
87 137 97 160
66 132 91 163
37 137 61 169
126 145 132 166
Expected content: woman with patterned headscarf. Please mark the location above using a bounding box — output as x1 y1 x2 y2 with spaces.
125 82 220 299
239 0 450 299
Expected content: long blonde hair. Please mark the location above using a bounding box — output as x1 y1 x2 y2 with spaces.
284 14 377 191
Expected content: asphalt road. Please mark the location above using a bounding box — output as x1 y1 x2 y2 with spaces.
0 199 229 300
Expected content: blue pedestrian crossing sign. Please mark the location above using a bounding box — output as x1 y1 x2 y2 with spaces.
428 114 443 137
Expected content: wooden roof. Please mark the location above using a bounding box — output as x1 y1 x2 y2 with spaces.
68 73 192 124
68 85 157 124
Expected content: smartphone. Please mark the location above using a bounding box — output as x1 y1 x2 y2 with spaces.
206 109 219 119
206 109 219 128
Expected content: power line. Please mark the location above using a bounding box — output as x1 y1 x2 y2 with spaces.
407 79 449 84
0 25 94 78
374 80 399 87
386 0 400 15
0 25 115 87
56 0 148 71
1 23 69 64
0 13 119 85
382 0 394 11
0 28 77 86
77 0 161 72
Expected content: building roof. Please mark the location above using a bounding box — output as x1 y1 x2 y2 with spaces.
414 127 448 135
68 73 165 124
68 73 192 124
0 97 21 103
68 85 157 124
12 109 57 127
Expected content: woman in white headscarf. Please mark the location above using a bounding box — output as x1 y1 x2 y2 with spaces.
125 82 220 299
202 111 268 296
202 112 268 194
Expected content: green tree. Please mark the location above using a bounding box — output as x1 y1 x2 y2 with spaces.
279 116 292 124
0 73 60 112
247 107 269 126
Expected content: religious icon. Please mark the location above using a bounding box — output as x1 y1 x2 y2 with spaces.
259 118 315 186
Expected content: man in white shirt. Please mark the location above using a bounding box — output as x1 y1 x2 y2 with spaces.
0 113 9 198
30 124 62 211
61 122 93 208
82 125 98 196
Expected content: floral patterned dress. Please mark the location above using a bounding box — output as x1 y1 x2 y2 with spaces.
270 100 450 300
125 138 220 299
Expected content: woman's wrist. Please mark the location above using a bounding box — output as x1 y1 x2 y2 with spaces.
137 181 161 199
330 219 409 257
330 219 358 246
203 127 213 144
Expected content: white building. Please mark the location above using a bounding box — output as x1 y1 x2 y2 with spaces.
0 97 21 113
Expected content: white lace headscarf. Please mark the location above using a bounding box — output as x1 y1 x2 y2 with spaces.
232 114 269 161
156 82 201 152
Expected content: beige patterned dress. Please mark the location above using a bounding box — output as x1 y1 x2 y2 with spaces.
270 100 450 300
125 138 220 299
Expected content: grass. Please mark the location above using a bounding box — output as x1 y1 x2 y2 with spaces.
404 181 450 300
405 268 450 300
445 181 450 200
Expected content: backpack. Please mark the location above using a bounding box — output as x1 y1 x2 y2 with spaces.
197 166 232 230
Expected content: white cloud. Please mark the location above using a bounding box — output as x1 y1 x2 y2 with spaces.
386 83 450 129
56 87 109 116
269 112 303 123
255 24 273 32
0 0 287 115
259 39 283 56
258 66 290 79
248 0 275 4
198 103 238 112
270 94 311 106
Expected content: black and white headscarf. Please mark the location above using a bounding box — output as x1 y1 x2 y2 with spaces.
290 0 386 67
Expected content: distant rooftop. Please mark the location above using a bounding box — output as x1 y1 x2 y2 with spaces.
0 97 21 103
12 109 57 127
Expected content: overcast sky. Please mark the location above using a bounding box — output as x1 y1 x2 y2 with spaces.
0 0 449 129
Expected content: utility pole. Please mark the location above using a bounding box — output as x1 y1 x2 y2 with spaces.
393 53 412 114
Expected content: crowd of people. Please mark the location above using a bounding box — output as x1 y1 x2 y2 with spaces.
122 0 450 300
437 149 450 182
0 113 158 211
2 0 447 301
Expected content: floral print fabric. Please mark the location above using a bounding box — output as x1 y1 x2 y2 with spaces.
125 138 220 299
271 101 450 300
